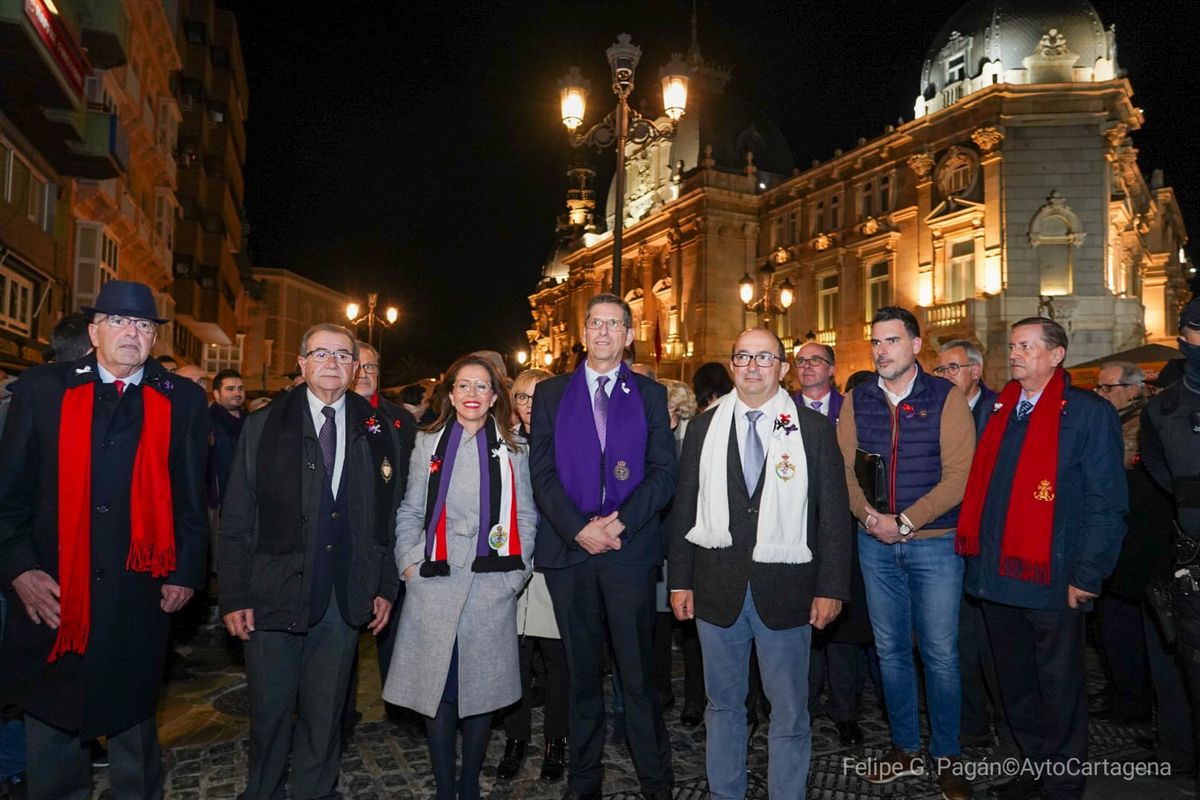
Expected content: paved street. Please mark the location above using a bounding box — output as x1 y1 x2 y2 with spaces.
50 608 1191 799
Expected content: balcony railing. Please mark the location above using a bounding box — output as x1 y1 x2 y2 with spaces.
925 299 969 328
815 329 836 346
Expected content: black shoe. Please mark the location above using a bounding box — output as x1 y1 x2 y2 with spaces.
960 730 994 748
540 737 566 783
834 720 863 746
496 738 528 780
611 712 626 745
561 790 601 800
642 789 671 800
680 703 703 727
986 775 1042 800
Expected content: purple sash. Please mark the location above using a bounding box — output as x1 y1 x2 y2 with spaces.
553 363 647 516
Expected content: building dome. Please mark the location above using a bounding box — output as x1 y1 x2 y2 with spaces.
915 0 1117 118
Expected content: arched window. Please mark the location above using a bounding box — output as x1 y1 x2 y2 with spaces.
1028 192 1086 296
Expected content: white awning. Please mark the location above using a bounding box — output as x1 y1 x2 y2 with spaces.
175 314 232 346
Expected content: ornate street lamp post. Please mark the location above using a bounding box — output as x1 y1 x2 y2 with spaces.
558 35 691 298
738 264 795 330
345 291 399 357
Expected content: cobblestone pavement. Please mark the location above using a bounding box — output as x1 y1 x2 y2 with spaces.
71 612 1195 799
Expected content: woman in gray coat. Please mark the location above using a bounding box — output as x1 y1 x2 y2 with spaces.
382 355 536 800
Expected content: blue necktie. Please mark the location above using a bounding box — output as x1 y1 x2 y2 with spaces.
743 410 765 493
319 406 337 483
1016 400 1034 420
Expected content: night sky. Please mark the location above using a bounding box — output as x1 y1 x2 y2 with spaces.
229 0 1200 379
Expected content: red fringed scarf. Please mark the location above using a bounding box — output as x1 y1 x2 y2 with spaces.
955 368 1065 584
52 381 175 661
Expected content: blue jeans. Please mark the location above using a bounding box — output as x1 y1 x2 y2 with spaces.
858 530 963 758
696 587 812 800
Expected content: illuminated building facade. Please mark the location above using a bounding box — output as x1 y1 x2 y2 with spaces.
528 0 1189 384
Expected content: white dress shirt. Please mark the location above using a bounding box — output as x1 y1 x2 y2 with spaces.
879 367 919 406
307 388 347 498
733 392 785 466
585 363 620 401
96 363 145 386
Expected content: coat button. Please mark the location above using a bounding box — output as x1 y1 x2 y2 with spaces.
102 439 114 448
295 570 303 578
96 504 109 514
325 544 333 552
301 516 308 524
331 511 339 519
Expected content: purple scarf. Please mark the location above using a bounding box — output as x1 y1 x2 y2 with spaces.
421 420 523 576
554 363 647 516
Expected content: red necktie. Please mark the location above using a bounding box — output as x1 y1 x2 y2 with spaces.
114 380 126 396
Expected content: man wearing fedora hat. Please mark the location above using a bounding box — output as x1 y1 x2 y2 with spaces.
0 279 209 799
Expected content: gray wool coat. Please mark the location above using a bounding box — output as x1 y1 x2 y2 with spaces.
382 425 536 717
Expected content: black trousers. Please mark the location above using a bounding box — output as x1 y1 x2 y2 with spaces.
1143 602 1195 768
808 641 862 723
1175 590 1200 776
25 713 160 800
1094 592 1150 717
243 593 359 800
959 592 1014 748
650 615 704 709
501 635 569 741
544 558 672 794
982 600 1087 800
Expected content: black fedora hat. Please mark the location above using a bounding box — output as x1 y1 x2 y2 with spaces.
82 280 167 324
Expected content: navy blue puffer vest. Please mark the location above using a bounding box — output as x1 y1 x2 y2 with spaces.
852 368 960 530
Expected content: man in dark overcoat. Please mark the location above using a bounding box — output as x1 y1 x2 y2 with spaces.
219 323 400 800
0 280 209 800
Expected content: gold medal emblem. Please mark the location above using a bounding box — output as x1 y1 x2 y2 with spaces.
614 460 630 481
381 456 393 484
774 453 796 482
488 524 508 550
1033 479 1055 502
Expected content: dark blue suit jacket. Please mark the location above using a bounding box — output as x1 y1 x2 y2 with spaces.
964 383 1128 610
971 382 999 439
529 369 678 569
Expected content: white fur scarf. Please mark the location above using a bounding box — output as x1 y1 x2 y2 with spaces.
685 387 812 563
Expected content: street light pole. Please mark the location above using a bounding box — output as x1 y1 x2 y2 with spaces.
612 97 629 297
346 292 399 361
559 35 690 302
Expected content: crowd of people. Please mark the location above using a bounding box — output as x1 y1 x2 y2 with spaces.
1 279 1199 800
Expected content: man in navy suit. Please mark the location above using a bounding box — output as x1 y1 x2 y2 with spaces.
530 293 677 800
935 339 998 438
959 318 1127 800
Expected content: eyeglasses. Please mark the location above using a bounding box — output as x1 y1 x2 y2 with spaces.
585 317 626 331
1095 383 1137 394
304 349 355 364
357 364 380 374
731 352 783 368
102 315 158 334
795 355 832 368
454 380 493 395
513 392 534 405
933 362 971 377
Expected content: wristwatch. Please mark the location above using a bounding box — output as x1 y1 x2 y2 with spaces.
896 516 914 538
